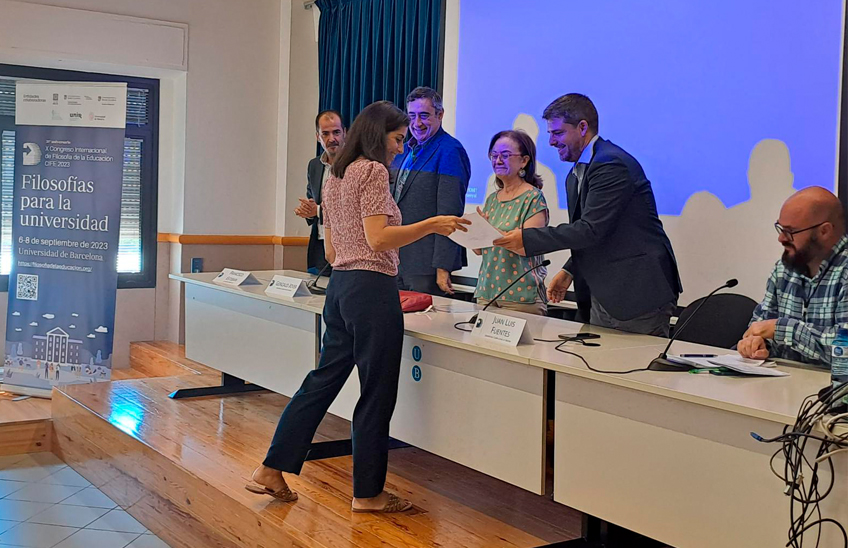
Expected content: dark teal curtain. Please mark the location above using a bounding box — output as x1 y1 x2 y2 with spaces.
316 0 444 127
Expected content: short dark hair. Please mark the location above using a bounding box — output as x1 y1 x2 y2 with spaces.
406 86 443 113
488 130 543 190
542 94 598 134
332 101 410 178
315 109 345 131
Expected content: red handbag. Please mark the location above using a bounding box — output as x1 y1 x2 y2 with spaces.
399 290 433 313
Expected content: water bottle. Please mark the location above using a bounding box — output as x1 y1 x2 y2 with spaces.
830 327 848 409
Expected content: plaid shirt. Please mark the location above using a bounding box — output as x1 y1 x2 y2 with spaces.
751 235 848 367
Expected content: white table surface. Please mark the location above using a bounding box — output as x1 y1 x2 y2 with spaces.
171 270 832 427
172 270 843 546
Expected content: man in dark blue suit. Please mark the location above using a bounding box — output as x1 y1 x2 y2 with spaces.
391 87 470 295
495 94 682 335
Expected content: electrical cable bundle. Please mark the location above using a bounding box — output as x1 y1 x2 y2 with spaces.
751 382 848 547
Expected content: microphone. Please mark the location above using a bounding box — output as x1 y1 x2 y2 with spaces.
649 279 738 371
468 260 551 324
306 261 332 295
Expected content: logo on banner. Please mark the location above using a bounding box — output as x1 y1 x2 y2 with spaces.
22 143 42 166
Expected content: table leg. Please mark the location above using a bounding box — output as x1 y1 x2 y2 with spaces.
169 373 269 399
305 438 410 461
537 516 667 547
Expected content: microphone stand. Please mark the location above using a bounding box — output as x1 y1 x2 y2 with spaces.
466 259 552 326
306 262 332 295
648 279 738 371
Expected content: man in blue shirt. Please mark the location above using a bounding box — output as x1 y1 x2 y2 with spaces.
391 87 470 295
739 187 848 366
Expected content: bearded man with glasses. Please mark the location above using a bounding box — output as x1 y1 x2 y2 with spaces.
738 186 848 367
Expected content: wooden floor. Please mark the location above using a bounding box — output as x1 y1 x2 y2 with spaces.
51 342 582 548
0 391 51 455
0 390 51 425
0 342 214 456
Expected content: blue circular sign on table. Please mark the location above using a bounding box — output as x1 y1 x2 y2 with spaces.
412 345 422 362
412 365 422 382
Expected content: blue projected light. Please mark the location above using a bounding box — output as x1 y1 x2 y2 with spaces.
108 401 144 437
455 0 843 214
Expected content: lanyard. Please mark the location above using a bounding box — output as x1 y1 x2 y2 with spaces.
393 147 418 201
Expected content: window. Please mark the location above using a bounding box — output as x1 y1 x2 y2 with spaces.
0 64 158 289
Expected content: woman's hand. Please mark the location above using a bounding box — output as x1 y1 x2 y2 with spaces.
429 216 471 236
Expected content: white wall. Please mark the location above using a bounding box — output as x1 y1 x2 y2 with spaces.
1 0 287 237
0 0 299 365
282 3 321 237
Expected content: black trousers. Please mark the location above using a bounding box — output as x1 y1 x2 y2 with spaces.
263 269 404 498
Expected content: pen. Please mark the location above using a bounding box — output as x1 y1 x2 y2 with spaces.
679 353 718 358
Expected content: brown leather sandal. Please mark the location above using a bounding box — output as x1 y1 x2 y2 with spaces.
351 493 413 513
244 482 298 502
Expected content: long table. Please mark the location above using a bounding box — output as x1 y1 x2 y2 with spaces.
171 270 847 548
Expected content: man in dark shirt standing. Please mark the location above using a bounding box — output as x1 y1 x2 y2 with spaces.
296 110 346 274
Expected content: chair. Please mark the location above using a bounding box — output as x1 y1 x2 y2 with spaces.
672 293 758 349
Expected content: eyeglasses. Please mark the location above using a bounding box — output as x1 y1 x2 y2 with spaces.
774 221 828 241
489 151 523 162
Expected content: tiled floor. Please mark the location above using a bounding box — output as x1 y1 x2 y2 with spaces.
0 453 169 548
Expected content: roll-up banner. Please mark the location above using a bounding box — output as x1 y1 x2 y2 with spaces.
2 82 127 398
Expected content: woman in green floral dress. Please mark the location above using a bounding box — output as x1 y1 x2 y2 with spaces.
474 130 549 315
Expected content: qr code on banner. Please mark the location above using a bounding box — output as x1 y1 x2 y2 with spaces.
16 274 38 301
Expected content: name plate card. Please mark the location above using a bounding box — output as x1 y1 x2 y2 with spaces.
213 268 261 287
265 275 312 299
470 311 535 347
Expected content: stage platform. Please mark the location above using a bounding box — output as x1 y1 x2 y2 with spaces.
51 343 581 548
0 342 212 457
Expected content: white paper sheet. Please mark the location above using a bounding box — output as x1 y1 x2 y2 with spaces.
448 211 502 249
667 353 788 377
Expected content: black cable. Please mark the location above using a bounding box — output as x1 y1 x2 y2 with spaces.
754 384 848 548
553 341 652 375
753 431 844 445
454 321 474 332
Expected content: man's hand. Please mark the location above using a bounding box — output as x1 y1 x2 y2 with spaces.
547 269 573 303
493 229 526 256
737 335 770 359
436 268 454 294
295 198 318 219
744 319 778 340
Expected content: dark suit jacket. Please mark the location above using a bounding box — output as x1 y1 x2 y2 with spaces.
523 138 682 321
305 156 329 272
390 127 470 276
